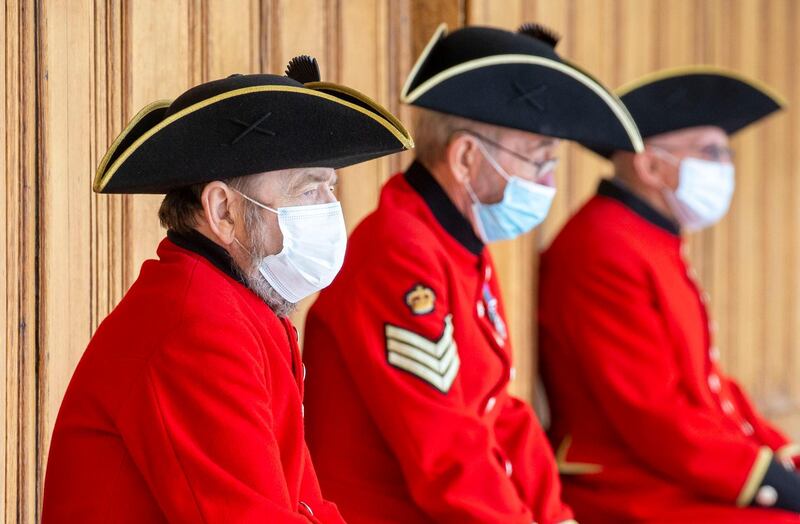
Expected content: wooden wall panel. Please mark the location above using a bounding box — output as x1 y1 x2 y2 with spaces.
3 1 800 521
760 0 791 414
2 6 13 520
785 1 800 432
206 0 261 79
90 0 125 334
37 1 96 511
3 1 38 521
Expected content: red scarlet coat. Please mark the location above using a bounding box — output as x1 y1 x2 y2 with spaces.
42 231 344 524
303 162 575 524
538 180 800 523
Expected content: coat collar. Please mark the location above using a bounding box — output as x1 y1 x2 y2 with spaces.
404 160 484 256
597 178 680 236
167 229 245 284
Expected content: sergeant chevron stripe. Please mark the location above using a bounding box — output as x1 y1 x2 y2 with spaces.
385 314 460 393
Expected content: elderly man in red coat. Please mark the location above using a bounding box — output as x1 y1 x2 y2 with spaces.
41 58 412 523
539 67 800 524
301 23 643 524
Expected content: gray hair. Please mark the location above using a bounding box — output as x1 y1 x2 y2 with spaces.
412 108 502 166
158 175 254 234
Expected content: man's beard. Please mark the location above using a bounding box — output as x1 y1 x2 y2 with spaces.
233 202 297 318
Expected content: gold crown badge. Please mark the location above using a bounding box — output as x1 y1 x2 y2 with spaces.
405 284 436 315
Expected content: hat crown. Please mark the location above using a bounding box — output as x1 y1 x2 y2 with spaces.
517 23 560 48
405 26 560 97
448 25 559 57
165 74 301 117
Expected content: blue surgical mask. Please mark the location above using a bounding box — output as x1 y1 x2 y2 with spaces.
466 141 557 243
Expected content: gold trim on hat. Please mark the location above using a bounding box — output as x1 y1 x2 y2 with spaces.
93 99 171 192
305 81 412 144
94 85 413 193
616 65 787 108
400 22 449 101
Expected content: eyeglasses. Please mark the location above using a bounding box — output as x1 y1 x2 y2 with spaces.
649 142 735 163
454 129 558 181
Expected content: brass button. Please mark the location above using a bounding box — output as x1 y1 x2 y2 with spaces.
708 374 721 393
755 485 778 507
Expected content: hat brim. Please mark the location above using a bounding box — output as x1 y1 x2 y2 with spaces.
95 85 413 194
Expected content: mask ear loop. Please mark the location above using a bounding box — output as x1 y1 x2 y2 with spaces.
469 141 520 243
475 139 512 182
229 187 279 214
648 146 680 166
647 146 691 228
456 137 487 205
459 176 488 241
463 176 481 205
646 145 683 194
227 187 273 256
233 237 253 256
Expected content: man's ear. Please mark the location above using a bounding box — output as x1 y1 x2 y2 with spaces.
633 149 672 190
446 134 480 184
201 181 238 245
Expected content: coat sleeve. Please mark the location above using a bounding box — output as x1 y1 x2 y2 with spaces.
116 315 320 524
326 235 535 523
494 396 577 523
551 249 773 506
726 380 800 468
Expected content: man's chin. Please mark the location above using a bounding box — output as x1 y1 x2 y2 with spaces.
241 267 297 318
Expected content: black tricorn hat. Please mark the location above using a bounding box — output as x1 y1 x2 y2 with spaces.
94 56 413 194
586 66 786 158
401 23 643 153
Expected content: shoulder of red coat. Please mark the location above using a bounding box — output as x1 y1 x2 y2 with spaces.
544 195 656 271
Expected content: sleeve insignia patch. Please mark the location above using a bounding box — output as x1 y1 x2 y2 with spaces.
405 284 436 315
384 314 459 393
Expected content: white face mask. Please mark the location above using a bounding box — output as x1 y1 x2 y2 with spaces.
234 190 348 303
654 150 735 232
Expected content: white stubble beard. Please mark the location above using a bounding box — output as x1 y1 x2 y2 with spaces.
233 202 297 318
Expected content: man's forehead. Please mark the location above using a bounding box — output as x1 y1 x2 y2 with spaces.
288 167 336 183
496 127 556 149
646 125 729 147
260 167 334 181
246 167 335 193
